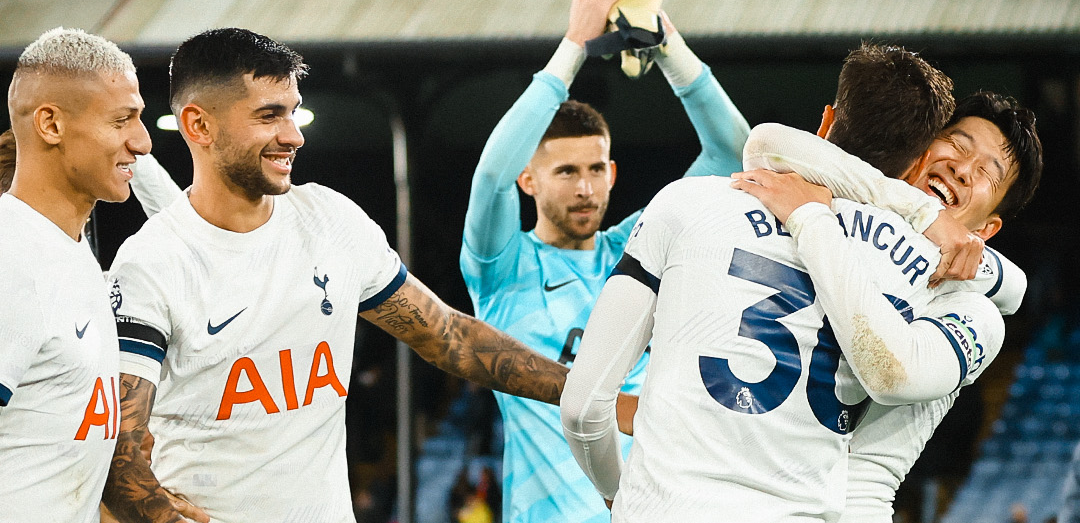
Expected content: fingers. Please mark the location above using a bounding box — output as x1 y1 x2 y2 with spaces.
168 492 210 523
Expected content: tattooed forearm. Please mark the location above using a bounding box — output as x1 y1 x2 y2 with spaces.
371 294 429 335
361 276 569 405
102 374 185 523
438 311 568 405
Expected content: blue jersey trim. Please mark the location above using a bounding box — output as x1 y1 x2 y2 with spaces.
359 263 408 312
917 316 968 391
984 247 1004 298
610 253 660 293
0 382 12 406
119 338 166 363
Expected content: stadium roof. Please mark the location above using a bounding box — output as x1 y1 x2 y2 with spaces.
1 0 1078 50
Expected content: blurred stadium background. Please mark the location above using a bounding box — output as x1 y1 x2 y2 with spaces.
3 1 1080 522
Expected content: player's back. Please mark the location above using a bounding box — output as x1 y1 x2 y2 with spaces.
619 176 940 522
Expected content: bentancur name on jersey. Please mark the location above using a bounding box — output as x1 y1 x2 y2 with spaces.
745 207 932 286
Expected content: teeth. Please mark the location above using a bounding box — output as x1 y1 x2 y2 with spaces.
928 179 955 205
269 157 291 167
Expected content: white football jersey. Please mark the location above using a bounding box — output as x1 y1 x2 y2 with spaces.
0 193 120 523
840 273 1021 523
611 177 999 522
109 184 405 523
742 122 1020 522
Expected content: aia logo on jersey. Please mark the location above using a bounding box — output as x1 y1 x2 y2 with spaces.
109 278 122 314
314 268 332 316
216 341 347 420
75 376 119 441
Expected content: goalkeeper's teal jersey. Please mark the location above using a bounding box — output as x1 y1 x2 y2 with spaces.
463 225 645 523
460 64 747 522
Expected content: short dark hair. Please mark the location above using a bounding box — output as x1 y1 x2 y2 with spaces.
950 91 1042 220
0 129 14 194
541 100 610 143
169 28 308 114
829 43 955 179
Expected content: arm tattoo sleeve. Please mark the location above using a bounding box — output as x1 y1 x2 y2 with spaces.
361 278 568 405
102 374 184 523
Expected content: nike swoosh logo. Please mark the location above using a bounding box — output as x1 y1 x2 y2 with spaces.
543 280 575 292
75 320 91 339
207 308 247 335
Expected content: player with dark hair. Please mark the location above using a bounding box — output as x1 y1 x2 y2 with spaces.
562 41 1040 521
0 27 151 523
103 27 582 523
460 0 750 520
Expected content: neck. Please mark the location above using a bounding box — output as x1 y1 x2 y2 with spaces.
188 164 274 233
8 161 95 241
534 221 595 250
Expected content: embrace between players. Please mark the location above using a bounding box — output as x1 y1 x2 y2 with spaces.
0 0 1042 522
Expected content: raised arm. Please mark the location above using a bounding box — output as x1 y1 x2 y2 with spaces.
742 123 944 232
785 202 1003 405
129 153 183 219
462 0 614 259
742 123 993 283
360 273 568 404
656 15 749 179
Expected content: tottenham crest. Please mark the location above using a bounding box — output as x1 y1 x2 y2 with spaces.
314 268 333 315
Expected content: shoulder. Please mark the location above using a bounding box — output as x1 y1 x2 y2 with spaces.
287 183 376 225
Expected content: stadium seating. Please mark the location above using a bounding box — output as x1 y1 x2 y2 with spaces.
942 317 1080 523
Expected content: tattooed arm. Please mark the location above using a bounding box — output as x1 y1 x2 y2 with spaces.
360 273 568 405
102 374 208 523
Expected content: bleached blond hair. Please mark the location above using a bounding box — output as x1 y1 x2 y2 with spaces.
17 27 134 77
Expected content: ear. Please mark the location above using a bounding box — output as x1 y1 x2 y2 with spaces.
971 215 1003 241
816 105 835 139
517 167 536 197
608 160 617 188
34 105 63 145
900 149 931 182
179 104 214 146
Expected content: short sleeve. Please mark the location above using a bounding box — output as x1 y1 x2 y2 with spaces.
918 291 1004 388
314 186 406 311
108 242 172 385
0 267 46 405
622 183 685 281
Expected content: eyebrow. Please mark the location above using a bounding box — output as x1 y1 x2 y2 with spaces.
253 101 301 114
949 128 1006 183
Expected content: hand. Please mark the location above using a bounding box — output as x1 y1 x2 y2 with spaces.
731 169 832 224
566 0 620 46
615 392 639 436
922 211 984 287
165 491 210 523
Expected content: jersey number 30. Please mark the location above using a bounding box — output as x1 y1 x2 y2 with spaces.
699 249 866 434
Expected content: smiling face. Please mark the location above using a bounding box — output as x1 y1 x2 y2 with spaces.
903 116 1017 238
519 135 615 249
62 70 151 203
210 73 304 200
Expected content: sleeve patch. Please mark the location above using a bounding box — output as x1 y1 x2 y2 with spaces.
0 382 12 406
983 247 1005 298
359 263 408 312
610 253 661 294
918 314 986 390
